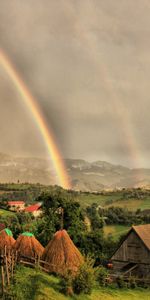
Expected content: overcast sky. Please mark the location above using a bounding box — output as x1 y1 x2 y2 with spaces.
0 0 150 168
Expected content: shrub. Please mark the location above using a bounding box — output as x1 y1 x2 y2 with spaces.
59 270 74 296
116 276 128 288
127 276 137 289
96 266 109 286
72 257 95 295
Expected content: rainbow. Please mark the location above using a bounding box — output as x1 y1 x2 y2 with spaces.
0 49 71 189
75 24 143 180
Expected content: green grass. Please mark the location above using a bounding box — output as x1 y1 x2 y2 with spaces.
77 192 150 211
105 198 150 211
139 197 150 210
9 266 150 300
103 225 130 241
105 199 142 211
0 208 15 217
75 187 150 212
77 192 122 208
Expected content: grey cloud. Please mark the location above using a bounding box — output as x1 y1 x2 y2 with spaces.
0 0 150 167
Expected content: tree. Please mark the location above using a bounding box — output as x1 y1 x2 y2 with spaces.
36 190 86 246
86 203 104 230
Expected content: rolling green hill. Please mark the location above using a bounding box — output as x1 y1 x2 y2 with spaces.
76 190 150 211
0 183 150 213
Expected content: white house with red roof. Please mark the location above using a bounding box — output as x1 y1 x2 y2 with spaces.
7 201 25 211
25 203 42 217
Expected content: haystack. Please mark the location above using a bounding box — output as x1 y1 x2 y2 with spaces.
0 228 15 254
42 229 83 275
13 232 44 258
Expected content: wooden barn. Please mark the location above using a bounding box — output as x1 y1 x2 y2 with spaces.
111 224 150 279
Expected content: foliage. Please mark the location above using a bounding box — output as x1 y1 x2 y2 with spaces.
116 276 137 289
96 266 109 286
36 190 86 246
72 257 96 295
86 203 105 230
116 276 128 288
59 271 74 296
127 276 137 289
78 230 104 257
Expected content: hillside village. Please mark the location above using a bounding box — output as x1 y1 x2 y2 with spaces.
0 183 149 299
7 200 42 217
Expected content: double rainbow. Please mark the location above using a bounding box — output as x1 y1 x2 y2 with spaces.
0 49 71 189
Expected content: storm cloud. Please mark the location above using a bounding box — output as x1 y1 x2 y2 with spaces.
0 0 150 167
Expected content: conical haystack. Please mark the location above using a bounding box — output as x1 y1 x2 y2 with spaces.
0 228 15 253
13 232 44 258
42 229 84 275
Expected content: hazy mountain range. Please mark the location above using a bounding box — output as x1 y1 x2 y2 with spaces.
0 153 150 191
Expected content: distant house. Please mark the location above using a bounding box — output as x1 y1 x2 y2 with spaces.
111 224 150 279
25 203 42 218
7 201 25 211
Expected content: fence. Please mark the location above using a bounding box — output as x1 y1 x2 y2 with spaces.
0 247 54 297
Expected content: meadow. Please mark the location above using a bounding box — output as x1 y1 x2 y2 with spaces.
103 225 130 241
76 190 150 211
10 266 150 300
0 208 15 217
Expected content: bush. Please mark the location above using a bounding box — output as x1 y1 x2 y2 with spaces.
96 266 109 286
59 271 74 296
116 276 128 288
72 257 95 295
127 276 137 289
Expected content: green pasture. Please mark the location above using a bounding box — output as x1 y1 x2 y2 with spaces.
77 192 122 208
103 225 130 241
105 197 150 211
0 209 15 217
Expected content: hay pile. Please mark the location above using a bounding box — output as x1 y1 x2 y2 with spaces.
42 229 83 275
0 228 15 254
13 232 44 258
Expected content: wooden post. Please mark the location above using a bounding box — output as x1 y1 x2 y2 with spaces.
60 208 64 230
1 265 5 296
5 256 10 286
11 252 15 279
4 245 6 257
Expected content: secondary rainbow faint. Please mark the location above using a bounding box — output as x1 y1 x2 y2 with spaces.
0 49 71 189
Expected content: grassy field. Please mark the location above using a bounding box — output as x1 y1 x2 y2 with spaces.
105 199 142 210
9 266 150 300
76 192 122 208
76 191 150 211
0 183 150 212
0 208 15 217
103 225 130 241
105 198 150 211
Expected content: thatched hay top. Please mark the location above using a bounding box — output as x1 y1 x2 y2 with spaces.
0 228 15 253
13 232 44 258
3 228 13 236
42 229 83 275
22 232 34 237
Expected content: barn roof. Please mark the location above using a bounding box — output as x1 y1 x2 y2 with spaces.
132 224 150 251
8 201 25 205
111 224 150 260
25 203 42 213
